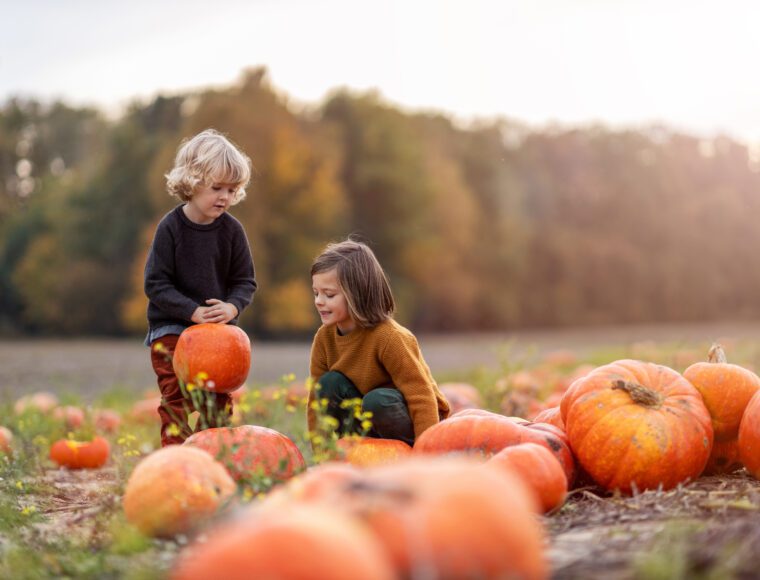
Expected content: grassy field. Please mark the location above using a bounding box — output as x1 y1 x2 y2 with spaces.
2 322 760 578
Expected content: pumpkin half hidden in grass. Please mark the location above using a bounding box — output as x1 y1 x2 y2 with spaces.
49 436 110 469
172 323 251 394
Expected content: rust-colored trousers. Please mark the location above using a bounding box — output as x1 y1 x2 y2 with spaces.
150 335 233 447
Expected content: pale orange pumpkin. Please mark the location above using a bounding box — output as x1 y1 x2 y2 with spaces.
123 446 236 538
172 323 251 394
684 343 760 441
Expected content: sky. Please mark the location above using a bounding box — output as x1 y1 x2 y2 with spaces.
4 0 760 142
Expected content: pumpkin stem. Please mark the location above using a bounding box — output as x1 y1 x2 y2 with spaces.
707 343 727 364
611 380 663 408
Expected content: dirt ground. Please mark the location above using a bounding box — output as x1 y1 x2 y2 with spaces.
4 320 760 399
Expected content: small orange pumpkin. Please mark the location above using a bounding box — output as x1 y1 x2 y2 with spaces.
487 442 567 513
335 437 412 467
684 343 760 441
52 405 85 429
561 359 713 493
172 323 251 394
531 406 565 429
0 427 13 454
50 436 110 469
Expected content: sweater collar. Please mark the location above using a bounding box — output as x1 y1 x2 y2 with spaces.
176 204 225 231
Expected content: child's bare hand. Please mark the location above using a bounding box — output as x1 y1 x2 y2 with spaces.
201 299 238 324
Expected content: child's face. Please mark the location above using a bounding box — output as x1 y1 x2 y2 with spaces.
184 182 239 224
312 269 354 334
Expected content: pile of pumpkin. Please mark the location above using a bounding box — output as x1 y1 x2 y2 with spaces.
25 326 760 578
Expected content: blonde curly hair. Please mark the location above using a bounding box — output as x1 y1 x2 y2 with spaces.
165 129 252 203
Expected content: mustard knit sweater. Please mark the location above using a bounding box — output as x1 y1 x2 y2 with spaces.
308 319 450 438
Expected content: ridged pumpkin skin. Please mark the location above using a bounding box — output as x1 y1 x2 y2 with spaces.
172 323 251 393
738 391 760 478
184 425 305 482
531 406 565 430
683 344 760 441
561 359 713 494
414 408 575 485
172 505 396 580
488 442 567 513
49 436 110 469
123 446 236 538
335 437 412 467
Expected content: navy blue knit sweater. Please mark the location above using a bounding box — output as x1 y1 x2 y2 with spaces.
144 205 256 334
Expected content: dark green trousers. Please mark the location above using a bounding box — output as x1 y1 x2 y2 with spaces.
317 371 415 446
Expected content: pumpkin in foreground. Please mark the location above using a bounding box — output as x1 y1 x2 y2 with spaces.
172 323 251 393
50 436 110 469
270 457 547 580
171 504 396 580
561 359 713 493
183 425 305 482
123 446 236 538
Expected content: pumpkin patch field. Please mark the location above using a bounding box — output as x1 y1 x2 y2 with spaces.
5 334 760 578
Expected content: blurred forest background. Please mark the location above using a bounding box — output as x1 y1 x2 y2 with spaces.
2 67 760 339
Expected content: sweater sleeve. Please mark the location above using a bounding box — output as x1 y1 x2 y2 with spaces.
380 330 441 437
307 329 330 434
225 222 257 316
144 222 199 321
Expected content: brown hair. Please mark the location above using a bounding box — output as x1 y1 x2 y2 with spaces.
311 239 395 328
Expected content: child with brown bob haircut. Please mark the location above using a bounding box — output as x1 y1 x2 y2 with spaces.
308 239 449 446
144 129 257 446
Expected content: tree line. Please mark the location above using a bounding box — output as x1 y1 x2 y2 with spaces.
2 68 760 338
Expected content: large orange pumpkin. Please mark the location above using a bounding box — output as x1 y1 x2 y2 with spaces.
123 446 236 538
319 457 547 580
683 343 760 441
172 323 251 393
414 408 575 485
561 359 713 493
183 425 305 482
738 390 760 479
335 437 412 467
50 436 110 469
488 442 567 513
172 504 396 580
